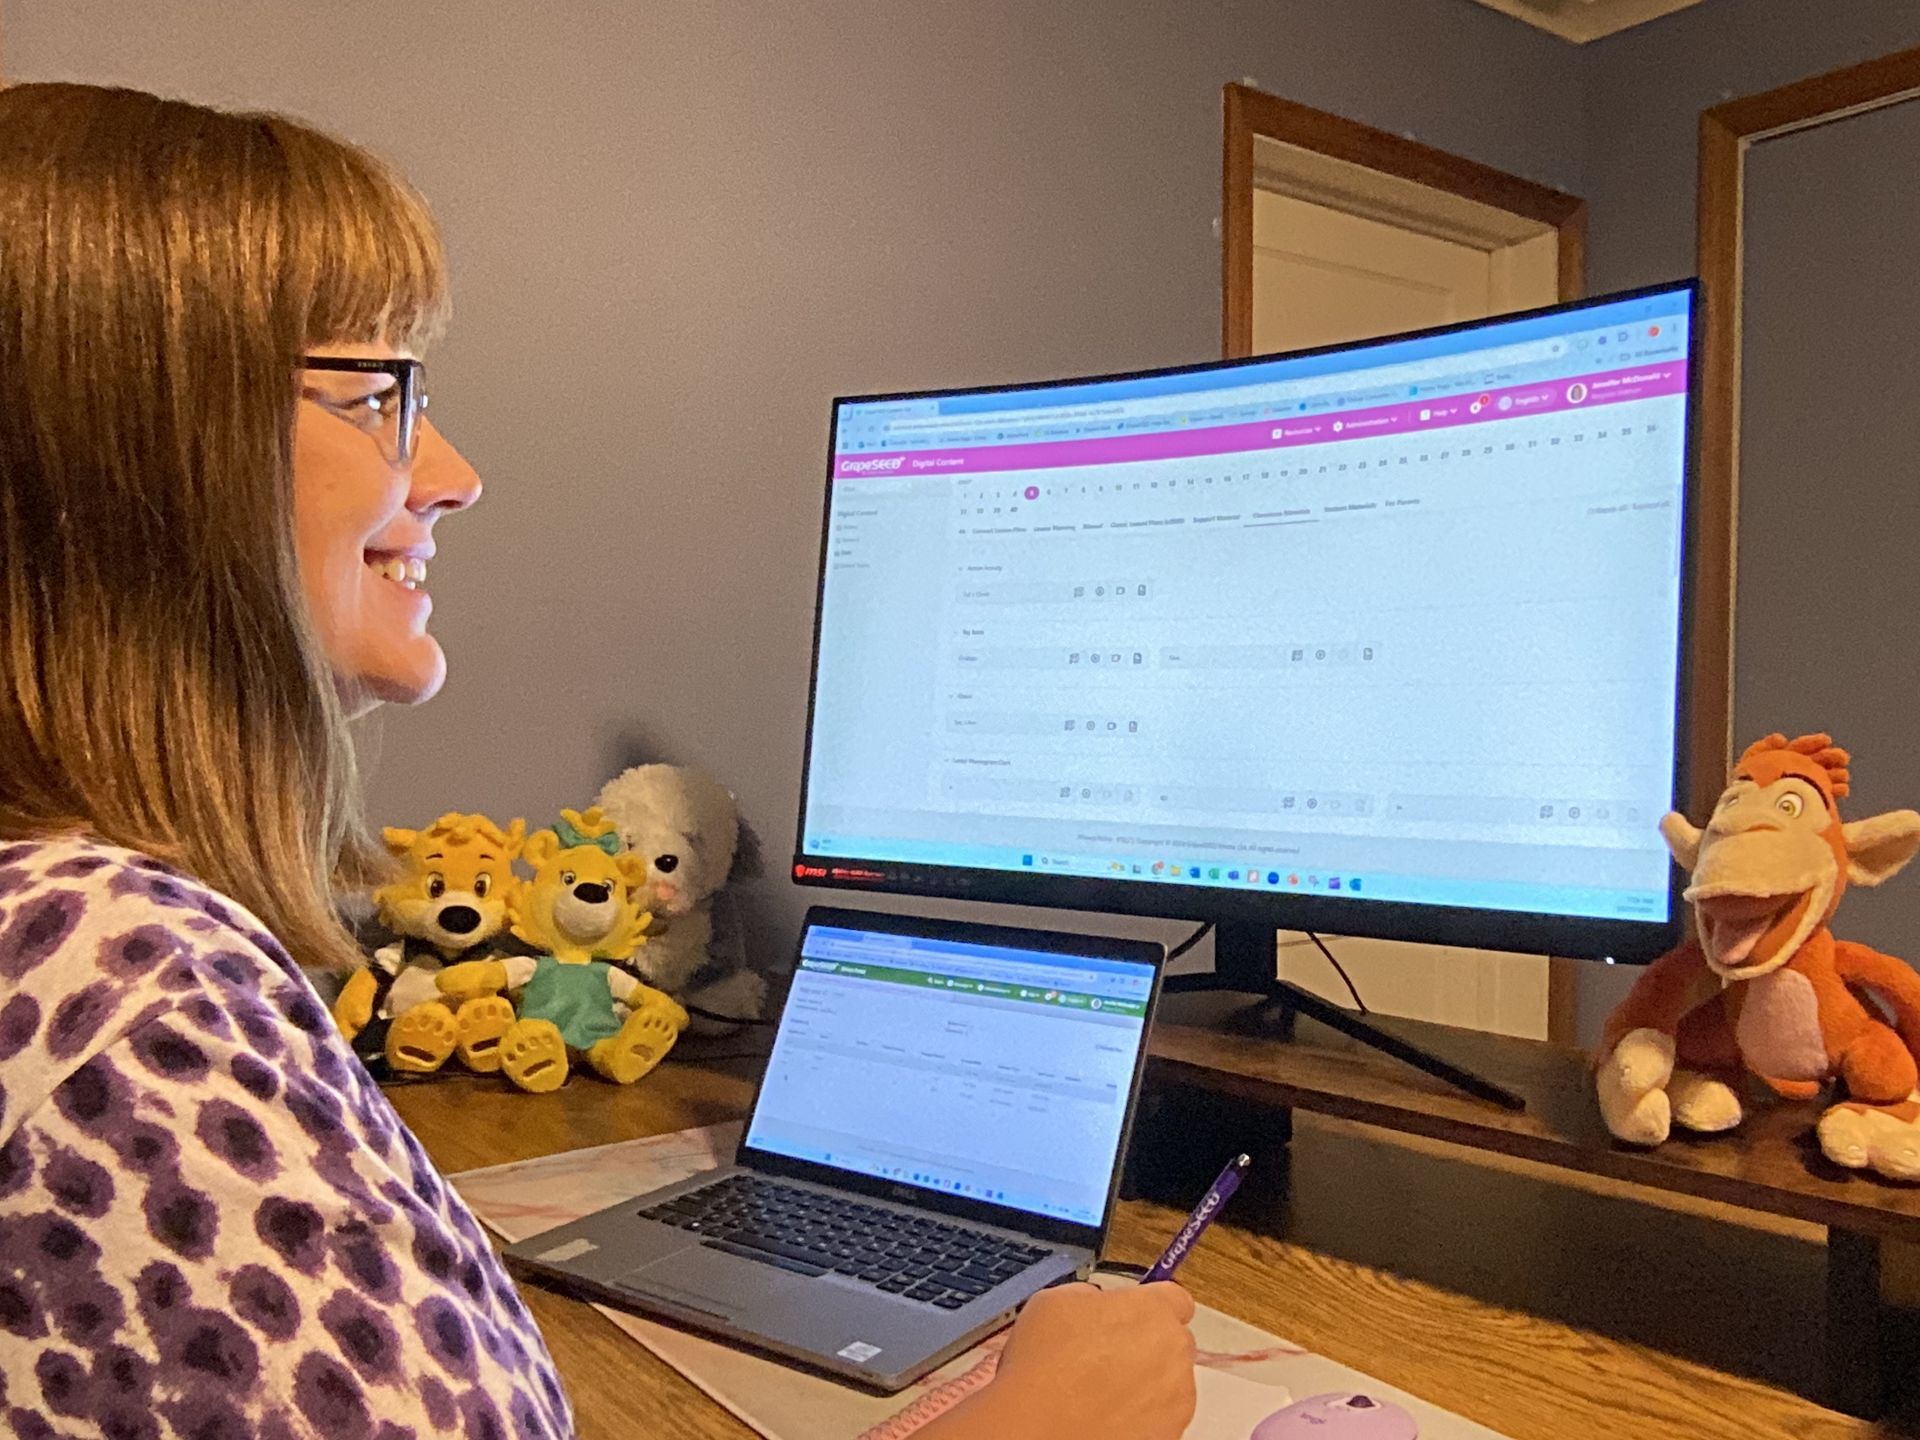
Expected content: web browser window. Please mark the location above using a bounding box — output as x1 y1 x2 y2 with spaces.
802 290 1693 922
744 925 1154 1225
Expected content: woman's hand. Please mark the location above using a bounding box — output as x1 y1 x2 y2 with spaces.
921 1281 1198 1440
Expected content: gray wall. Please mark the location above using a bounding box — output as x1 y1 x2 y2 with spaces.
1583 0 1920 291
1735 99 1920 959
2 0 1584 966
1566 0 1920 1044
17 0 1919 1002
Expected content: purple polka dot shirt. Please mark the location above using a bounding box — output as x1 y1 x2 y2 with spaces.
0 836 572 1438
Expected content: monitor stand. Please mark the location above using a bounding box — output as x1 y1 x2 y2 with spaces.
1160 918 1528 1111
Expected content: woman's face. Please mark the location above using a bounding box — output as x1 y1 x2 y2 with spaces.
293 342 481 715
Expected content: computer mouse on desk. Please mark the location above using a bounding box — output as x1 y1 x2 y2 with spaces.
1252 1392 1419 1439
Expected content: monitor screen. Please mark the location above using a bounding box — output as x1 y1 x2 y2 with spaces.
797 284 1696 958
743 922 1156 1226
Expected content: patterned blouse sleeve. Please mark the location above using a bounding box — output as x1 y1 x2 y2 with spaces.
0 846 572 1440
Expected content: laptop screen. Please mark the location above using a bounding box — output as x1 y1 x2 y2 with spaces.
743 922 1157 1227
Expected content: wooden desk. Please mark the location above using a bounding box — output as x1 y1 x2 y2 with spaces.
1148 991 1920 1420
389 1053 1895 1440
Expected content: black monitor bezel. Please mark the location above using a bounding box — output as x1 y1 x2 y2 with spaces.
792 280 1701 965
736 905 1167 1250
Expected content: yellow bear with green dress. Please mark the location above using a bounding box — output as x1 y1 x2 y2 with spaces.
437 807 688 1093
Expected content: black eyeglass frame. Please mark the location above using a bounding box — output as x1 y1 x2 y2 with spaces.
299 356 429 464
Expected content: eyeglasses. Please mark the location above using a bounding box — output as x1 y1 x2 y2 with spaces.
299 356 430 465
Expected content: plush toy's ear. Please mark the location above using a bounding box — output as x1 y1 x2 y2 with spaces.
502 818 528 859
730 815 766 883
556 806 621 851
574 805 615 836
504 876 532 941
616 853 650 890
1842 810 1920 888
522 830 559 870
381 827 418 858
1659 812 1703 872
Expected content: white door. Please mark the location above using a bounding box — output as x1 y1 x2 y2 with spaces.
1253 179 1564 1039
1253 190 1495 352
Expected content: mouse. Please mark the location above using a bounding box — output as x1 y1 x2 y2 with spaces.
1251 1392 1419 1439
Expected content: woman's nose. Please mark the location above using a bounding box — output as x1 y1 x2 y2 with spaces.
408 418 482 517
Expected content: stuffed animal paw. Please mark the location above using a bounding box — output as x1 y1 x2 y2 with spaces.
453 995 517 1073
386 1001 460 1075
586 993 688 1086
333 968 380 1042
1818 1095 1920 1181
1596 1027 1676 1145
1668 1069 1744 1132
437 957 510 1007
499 1018 571 1094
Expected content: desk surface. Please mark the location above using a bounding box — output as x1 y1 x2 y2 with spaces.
389 1057 1886 1440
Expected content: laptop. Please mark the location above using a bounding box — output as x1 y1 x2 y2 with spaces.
503 905 1166 1392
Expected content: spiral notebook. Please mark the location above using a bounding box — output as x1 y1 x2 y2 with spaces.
453 1124 1512 1440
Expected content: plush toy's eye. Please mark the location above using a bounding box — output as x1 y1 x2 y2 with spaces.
561 870 577 886
473 874 491 898
1776 793 1804 818
426 873 446 900
655 854 680 874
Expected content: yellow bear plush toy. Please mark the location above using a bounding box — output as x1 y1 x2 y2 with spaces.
437 807 689 1093
334 813 525 1075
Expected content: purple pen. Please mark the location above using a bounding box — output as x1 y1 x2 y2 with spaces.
1142 1153 1251 1283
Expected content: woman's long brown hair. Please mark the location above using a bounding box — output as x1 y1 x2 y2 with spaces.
0 83 450 970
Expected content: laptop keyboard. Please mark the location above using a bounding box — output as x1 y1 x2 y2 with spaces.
638 1174 1054 1309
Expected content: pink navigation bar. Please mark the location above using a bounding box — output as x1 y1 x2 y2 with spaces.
834 361 1688 480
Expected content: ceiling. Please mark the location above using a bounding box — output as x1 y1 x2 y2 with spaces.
1465 0 1704 43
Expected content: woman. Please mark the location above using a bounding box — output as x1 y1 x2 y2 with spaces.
0 83 1197 1438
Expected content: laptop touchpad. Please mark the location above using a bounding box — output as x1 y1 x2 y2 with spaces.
620 1248 773 1319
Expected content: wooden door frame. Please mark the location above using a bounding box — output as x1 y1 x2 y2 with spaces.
1221 83 1587 360
1691 47 1920 817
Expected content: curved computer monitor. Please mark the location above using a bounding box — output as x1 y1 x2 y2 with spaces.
795 283 1699 965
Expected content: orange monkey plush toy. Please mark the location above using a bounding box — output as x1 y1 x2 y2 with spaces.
1597 734 1920 1180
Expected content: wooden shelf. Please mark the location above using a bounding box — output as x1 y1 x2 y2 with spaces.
1148 991 1920 1242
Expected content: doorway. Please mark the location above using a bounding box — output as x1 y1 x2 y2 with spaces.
1224 83 1587 360
1251 171 1561 353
